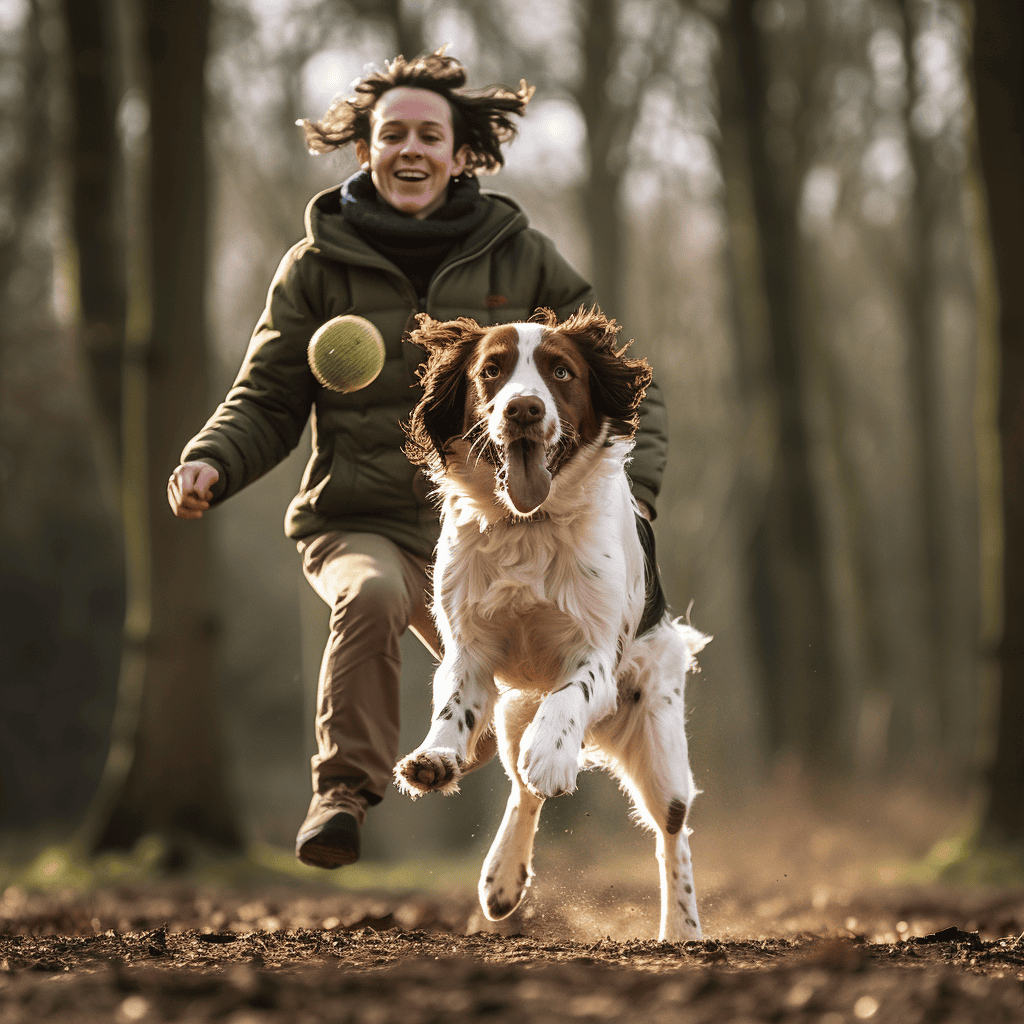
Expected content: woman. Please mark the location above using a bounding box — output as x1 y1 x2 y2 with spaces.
167 51 668 868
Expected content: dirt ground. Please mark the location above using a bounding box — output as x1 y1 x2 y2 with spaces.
2 785 1024 1023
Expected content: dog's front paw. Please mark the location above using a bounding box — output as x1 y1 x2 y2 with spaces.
518 731 580 799
394 748 463 798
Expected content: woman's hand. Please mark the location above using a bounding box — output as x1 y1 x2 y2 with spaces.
168 461 220 519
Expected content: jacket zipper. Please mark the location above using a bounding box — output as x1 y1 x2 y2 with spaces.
376 216 521 316
423 218 521 312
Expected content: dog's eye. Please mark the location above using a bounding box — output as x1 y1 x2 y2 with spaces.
552 366 573 381
480 364 502 379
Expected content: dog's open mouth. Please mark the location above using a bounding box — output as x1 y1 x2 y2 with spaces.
504 437 552 514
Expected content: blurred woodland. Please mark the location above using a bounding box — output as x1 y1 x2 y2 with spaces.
0 0 1021 868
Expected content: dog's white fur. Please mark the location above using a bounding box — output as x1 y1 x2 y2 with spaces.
394 317 708 942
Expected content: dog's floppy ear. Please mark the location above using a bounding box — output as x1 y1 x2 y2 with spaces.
405 314 485 469
557 306 653 435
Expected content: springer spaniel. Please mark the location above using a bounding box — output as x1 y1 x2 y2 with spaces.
394 307 709 942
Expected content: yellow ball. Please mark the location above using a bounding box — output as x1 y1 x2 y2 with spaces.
308 315 386 393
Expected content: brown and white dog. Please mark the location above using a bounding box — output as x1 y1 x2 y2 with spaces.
394 307 709 942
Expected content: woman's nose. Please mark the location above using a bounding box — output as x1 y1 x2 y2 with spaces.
401 134 424 155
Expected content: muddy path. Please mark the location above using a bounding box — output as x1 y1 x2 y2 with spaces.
2 881 1024 1023
2 786 1023 1022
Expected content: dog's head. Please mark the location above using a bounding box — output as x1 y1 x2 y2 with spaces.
405 307 652 516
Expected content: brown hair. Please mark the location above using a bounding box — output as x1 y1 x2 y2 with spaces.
299 50 534 173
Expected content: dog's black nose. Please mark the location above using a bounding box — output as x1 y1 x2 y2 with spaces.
504 395 545 425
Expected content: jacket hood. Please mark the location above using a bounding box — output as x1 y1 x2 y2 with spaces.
305 177 530 270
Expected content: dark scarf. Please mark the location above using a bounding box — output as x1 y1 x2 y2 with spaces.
339 170 490 296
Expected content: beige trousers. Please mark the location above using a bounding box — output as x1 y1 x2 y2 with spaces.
297 531 440 805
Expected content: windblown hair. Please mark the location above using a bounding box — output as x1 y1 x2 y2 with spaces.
300 50 534 173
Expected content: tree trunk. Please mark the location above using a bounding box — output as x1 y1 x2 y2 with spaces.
82 0 242 859
975 0 1024 847
897 0 981 772
0 0 51 825
60 0 126 470
729 0 839 773
0 0 48 302
372 0 425 60
577 0 624 316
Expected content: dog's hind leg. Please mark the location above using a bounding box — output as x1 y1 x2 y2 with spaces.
653 808 701 942
394 653 495 797
596 683 702 940
479 690 545 921
614 746 701 940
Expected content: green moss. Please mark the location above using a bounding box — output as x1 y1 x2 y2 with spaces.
889 832 1024 887
0 836 481 896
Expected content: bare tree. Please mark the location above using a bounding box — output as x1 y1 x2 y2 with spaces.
376 0 426 58
728 0 839 774
82 0 242 859
575 0 628 316
974 0 1024 849
0 0 130 833
60 0 126 470
0 0 49 304
574 0 682 317
895 0 981 770
0 0 52 827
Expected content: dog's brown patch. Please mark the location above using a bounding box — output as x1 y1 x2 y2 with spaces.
666 798 687 835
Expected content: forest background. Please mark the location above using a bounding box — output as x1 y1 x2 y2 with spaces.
0 0 1021 875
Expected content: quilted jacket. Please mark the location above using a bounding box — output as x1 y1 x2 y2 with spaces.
181 183 668 560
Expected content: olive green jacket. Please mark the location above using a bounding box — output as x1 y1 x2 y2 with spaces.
182 185 668 560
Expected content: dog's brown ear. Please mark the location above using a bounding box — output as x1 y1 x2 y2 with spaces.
558 306 653 434
528 307 560 329
408 313 482 354
405 316 485 469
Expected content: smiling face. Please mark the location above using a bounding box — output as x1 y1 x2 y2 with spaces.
355 87 470 219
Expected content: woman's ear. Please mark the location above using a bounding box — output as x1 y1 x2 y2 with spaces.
355 138 371 170
452 144 472 177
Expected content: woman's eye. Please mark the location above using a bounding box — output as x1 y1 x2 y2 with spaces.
553 366 572 380
481 364 502 379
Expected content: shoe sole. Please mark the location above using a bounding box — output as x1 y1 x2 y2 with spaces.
295 807 362 869
296 836 360 869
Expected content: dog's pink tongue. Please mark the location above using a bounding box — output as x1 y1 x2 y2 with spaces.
505 439 551 514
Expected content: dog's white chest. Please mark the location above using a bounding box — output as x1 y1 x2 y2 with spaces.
485 601 587 689
436 522 627 688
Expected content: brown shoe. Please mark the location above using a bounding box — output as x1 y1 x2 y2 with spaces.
295 785 367 869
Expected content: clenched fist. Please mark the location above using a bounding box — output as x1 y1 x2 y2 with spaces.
168 461 220 520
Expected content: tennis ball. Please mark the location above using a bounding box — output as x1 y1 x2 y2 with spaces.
308 315 386 393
